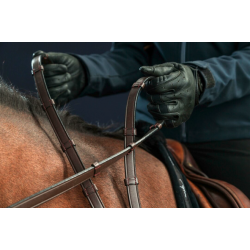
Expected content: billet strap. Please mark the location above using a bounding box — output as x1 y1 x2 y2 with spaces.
9 122 163 208
124 76 156 208
31 55 104 208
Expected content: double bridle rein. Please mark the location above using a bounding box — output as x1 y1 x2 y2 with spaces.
8 55 163 208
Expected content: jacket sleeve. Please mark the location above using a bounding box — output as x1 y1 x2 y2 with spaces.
187 43 250 107
72 42 150 97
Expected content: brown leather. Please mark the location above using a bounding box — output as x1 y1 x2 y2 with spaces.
12 64 249 209
167 139 250 208
124 77 152 208
187 180 213 208
9 119 163 208
166 139 185 166
124 128 137 136
31 55 104 208
9 70 163 208
9 146 132 208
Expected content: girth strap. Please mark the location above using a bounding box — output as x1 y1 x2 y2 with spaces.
31 55 104 208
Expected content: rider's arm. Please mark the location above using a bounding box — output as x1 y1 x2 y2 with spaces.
72 42 150 97
186 42 250 107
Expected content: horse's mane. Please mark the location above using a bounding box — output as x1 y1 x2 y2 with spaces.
0 77 121 137
0 77 155 165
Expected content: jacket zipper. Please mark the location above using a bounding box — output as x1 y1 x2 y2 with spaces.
180 42 187 142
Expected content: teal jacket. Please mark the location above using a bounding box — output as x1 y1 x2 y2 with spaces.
74 42 250 143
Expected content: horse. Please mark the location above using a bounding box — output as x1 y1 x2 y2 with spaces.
0 78 177 208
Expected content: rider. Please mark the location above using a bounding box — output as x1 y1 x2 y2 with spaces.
33 42 250 198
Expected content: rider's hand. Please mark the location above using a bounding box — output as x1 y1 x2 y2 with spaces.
140 62 205 128
32 50 86 106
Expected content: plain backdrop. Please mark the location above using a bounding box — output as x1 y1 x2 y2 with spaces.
0 42 129 126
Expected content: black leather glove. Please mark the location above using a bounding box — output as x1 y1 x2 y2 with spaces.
140 62 204 128
32 50 86 106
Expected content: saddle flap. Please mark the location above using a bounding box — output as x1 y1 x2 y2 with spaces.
166 139 250 208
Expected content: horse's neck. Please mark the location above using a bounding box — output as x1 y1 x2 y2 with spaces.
0 104 120 172
0 106 128 207
0 106 177 208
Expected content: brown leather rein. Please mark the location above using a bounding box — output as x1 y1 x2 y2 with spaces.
8 55 163 208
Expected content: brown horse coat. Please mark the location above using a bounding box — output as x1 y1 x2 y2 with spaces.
0 81 176 208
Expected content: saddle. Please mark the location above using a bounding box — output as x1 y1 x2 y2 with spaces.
167 139 250 208
135 120 250 208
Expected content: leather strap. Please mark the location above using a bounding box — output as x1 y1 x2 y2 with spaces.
9 122 163 208
124 77 154 208
9 146 132 208
31 55 104 208
8 69 164 208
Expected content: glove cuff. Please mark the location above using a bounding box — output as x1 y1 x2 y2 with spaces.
184 62 215 89
184 63 215 106
186 65 203 106
198 67 215 89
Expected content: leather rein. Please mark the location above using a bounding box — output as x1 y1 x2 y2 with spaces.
8 55 163 208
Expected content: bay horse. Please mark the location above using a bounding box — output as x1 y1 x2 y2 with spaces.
0 78 177 208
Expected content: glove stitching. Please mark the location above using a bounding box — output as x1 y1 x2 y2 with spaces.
146 71 181 92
